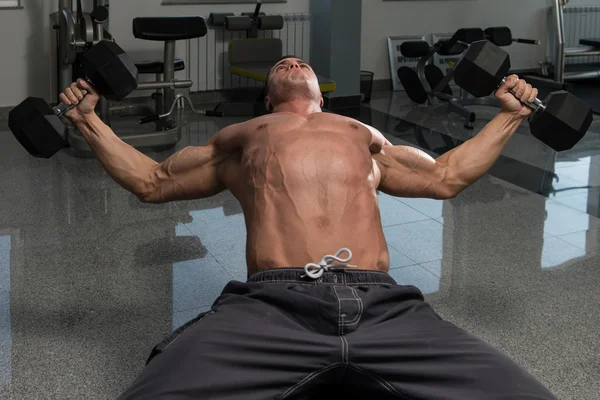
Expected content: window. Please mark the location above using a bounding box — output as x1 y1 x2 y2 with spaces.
0 0 21 9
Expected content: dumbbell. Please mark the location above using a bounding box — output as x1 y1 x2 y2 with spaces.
452 40 593 151
8 40 138 158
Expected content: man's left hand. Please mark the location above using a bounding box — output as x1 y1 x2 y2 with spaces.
495 75 539 119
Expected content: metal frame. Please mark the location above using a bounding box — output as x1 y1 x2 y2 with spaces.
550 0 600 82
52 0 186 153
551 0 567 83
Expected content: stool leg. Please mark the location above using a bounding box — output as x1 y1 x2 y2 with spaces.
163 40 176 128
155 73 164 115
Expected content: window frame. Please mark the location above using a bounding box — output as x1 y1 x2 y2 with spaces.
0 0 22 10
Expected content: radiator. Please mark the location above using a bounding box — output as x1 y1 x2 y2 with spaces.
183 13 311 93
563 6 600 65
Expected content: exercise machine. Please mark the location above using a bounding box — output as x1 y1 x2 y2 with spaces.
398 28 497 128
51 1 218 153
51 0 112 125
399 27 541 129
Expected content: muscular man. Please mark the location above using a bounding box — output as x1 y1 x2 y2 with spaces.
61 57 557 399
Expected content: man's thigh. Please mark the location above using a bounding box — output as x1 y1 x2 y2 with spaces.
348 291 558 399
118 299 339 400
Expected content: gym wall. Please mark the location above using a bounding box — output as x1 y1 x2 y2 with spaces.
0 0 55 108
361 0 555 83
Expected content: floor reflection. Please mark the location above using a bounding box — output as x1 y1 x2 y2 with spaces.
0 235 11 387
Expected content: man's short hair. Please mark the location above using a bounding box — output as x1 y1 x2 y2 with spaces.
264 55 304 96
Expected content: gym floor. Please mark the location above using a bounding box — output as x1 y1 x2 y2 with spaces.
1 90 599 399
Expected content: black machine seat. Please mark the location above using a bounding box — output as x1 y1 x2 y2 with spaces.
579 38 600 47
400 41 431 58
133 16 207 41
399 39 466 58
437 39 468 56
136 59 185 74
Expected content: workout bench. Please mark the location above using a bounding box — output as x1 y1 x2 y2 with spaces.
208 3 336 116
214 38 336 116
229 38 336 93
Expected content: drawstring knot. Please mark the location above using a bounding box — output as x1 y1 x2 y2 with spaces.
302 248 356 279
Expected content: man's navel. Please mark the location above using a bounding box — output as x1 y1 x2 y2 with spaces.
315 215 330 229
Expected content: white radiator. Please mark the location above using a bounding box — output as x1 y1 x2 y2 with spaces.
183 13 311 92
563 6 600 65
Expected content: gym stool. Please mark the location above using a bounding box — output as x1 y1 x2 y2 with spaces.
127 16 207 148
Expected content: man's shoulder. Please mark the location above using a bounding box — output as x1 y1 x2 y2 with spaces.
242 111 354 129
308 111 358 124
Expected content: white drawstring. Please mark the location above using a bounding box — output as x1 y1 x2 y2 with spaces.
302 248 356 279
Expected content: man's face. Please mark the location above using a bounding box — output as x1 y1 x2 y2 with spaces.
269 57 317 82
265 58 322 110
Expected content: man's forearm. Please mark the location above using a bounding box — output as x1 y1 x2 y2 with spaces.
437 112 523 193
74 113 158 197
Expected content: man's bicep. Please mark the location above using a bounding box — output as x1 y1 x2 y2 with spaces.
373 145 454 200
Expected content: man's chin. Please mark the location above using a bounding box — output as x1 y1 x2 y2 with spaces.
285 72 307 80
282 75 313 88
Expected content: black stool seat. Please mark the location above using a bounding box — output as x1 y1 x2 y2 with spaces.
136 59 185 74
133 16 207 41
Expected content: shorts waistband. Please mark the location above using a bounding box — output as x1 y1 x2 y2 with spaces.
247 268 397 285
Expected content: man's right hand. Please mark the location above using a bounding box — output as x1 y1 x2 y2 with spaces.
59 79 101 124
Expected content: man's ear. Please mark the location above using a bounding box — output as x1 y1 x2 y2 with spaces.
265 95 273 112
319 94 324 108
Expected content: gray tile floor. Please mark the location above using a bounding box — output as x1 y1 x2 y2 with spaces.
0 91 599 399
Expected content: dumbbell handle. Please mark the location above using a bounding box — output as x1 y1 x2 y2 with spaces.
53 86 92 116
53 102 76 116
501 77 545 111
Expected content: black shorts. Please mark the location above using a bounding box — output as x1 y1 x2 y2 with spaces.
118 268 557 399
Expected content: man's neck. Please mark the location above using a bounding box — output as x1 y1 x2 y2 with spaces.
272 100 322 116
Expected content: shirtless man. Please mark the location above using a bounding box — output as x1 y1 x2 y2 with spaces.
61 57 557 399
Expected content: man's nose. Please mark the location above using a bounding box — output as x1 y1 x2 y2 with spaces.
289 62 300 69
